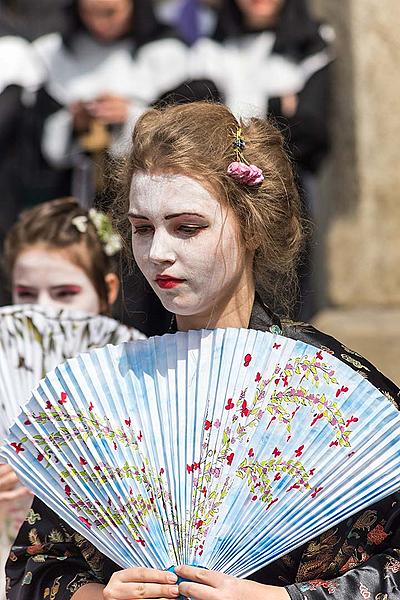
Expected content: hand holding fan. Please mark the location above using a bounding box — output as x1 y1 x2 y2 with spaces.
0 304 145 439
2 328 400 579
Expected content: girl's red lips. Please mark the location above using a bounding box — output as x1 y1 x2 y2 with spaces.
155 275 185 289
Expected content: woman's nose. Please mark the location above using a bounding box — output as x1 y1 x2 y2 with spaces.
148 231 175 265
36 291 57 308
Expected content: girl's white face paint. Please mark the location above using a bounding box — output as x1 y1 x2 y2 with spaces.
12 248 101 314
129 173 252 321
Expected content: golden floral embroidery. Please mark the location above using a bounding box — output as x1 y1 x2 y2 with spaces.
352 510 378 531
340 354 370 371
48 530 64 543
25 509 41 525
341 345 363 358
67 572 100 594
43 576 61 600
296 528 340 581
73 533 104 579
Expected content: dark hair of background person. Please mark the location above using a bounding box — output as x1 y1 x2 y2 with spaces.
0 0 69 39
64 0 176 50
214 0 327 59
3 197 119 314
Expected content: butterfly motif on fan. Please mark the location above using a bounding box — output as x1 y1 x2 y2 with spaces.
2 328 400 579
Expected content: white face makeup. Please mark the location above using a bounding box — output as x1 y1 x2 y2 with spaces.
129 173 254 326
12 248 101 314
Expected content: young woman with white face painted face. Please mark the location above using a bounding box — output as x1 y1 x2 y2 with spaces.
128 172 255 331
7 104 400 600
4 198 120 315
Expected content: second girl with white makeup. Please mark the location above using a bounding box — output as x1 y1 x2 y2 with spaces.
6 103 400 600
4 197 121 315
0 196 143 519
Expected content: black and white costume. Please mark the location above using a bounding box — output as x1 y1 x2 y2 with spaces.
189 0 334 174
0 35 44 241
26 0 189 204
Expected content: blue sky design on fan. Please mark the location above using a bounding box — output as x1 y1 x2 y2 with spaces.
2 328 400 579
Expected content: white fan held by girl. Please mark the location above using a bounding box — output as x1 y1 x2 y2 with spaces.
3 328 400 591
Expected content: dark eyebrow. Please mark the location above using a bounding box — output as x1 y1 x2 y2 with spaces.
127 213 149 220
50 285 82 291
127 212 205 220
165 212 205 220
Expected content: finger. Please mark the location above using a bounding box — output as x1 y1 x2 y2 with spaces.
0 487 33 502
175 566 225 588
115 567 177 584
0 471 20 491
104 582 179 599
0 464 13 475
179 581 217 600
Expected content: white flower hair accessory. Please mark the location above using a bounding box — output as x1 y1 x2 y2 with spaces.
71 210 122 257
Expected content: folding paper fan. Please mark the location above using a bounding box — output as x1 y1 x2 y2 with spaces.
2 328 400 579
0 304 145 439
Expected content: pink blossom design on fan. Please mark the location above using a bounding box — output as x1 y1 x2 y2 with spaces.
21 401 140 466
236 452 312 507
59 457 175 551
265 353 356 447
66 491 157 540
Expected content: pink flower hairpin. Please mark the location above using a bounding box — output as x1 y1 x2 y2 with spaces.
227 161 264 186
227 128 264 187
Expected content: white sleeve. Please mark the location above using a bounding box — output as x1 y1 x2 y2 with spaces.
133 38 190 102
0 36 46 95
108 101 148 157
41 108 79 168
188 38 226 88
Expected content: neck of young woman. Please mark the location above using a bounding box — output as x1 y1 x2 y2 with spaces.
176 279 256 332
244 13 280 31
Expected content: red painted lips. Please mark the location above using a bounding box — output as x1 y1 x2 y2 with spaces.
155 275 185 289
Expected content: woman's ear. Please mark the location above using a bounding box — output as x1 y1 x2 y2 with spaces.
105 272 120 307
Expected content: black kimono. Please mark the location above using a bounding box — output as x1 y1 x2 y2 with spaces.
6 299 400 600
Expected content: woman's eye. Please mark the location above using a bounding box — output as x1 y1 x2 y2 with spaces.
15 291 35 299
132 225 154 235
178 225 207 236
54 287 82 299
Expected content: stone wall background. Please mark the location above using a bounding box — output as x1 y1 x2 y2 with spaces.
309 1 400 384
310 0 400 307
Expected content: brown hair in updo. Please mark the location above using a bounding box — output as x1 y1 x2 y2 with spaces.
4 198 119 314
115 101 304 315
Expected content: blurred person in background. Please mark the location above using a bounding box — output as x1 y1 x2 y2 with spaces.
0 32 45 305
3 198 122 315
24 0 188 208
189 0 334 320
0 197 144 598
156 0 221 44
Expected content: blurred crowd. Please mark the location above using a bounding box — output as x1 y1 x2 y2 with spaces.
0 0 335 329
